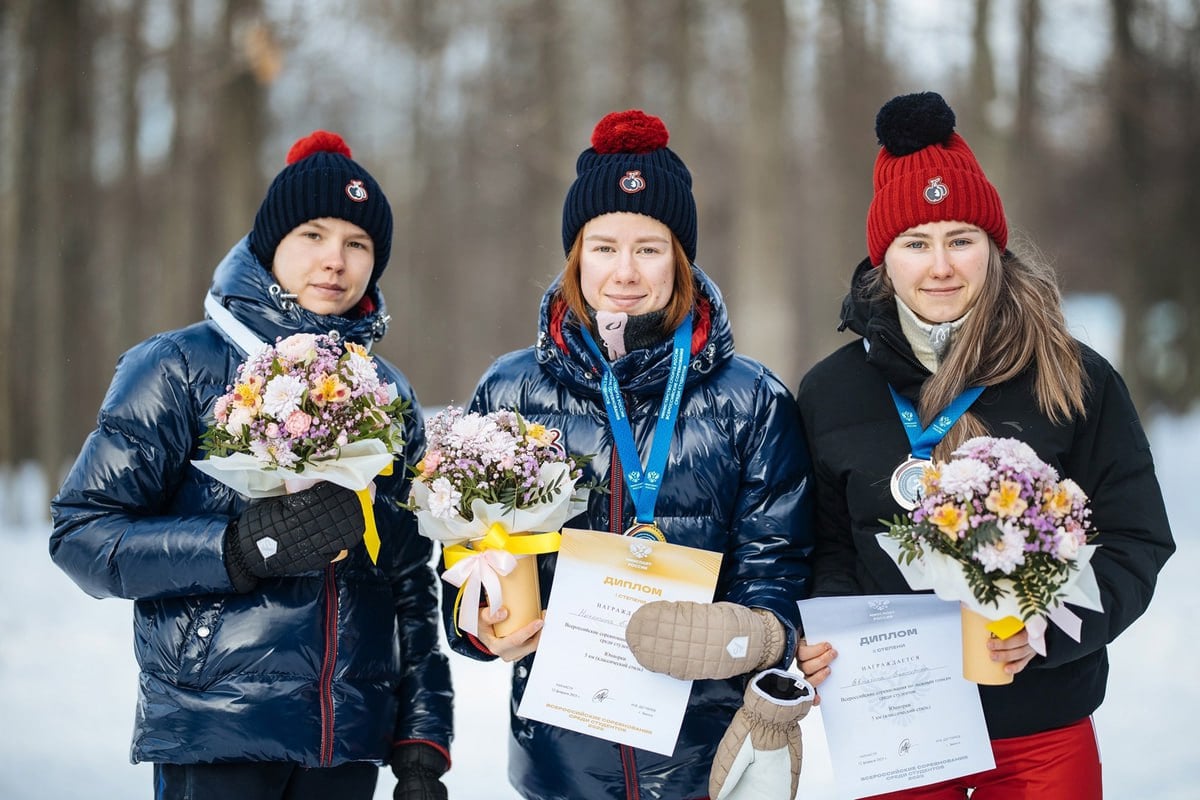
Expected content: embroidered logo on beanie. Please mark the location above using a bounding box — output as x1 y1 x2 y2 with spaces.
562 109 697 262
866 92 1006 267
924 176 949 204
620 170 647 194
345 179 368 203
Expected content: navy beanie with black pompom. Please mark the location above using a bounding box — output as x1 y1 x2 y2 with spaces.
561 109 697 263
250 130 393 289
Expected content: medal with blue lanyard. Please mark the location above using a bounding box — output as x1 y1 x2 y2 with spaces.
579 315 693 542
888 384 985 510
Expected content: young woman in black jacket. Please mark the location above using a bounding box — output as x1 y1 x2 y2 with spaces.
795 92 1174 798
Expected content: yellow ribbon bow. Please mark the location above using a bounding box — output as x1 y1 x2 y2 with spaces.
442 523 562 636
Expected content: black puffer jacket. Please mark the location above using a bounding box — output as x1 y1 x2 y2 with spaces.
50 238 453 766
796 258 1175 739
444 266 814 800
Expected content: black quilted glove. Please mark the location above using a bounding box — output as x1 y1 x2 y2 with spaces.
391 743 449 800
223 482 365 592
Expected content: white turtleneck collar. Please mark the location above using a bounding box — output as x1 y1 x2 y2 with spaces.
894 297 970 373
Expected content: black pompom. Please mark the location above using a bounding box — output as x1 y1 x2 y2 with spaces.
875 92 956 156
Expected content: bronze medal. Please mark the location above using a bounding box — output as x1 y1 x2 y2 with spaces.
623 522 666 542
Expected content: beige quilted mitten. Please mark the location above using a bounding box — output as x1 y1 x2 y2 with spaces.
624 600 786 681
709 669 814 800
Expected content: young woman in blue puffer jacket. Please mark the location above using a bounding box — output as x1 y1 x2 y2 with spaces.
51 131 453 800
441 109 815 800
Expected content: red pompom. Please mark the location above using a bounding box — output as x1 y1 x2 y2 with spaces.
590 109 669 154
285 130 353 165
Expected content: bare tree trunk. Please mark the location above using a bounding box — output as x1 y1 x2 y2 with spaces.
1109 0 1152 404
163 0 219 331
803 0 890 375
730 0 795 379
114 0 147 351
382 0 453 403
30 0 95 475
0 0 36 465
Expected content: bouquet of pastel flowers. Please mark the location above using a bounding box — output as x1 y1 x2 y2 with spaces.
407 406 594 637
193 332 408 563
877 436 1103 683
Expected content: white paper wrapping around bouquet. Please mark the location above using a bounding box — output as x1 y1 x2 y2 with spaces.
191 439 396 497
409 461 588 544
876 534 1104 655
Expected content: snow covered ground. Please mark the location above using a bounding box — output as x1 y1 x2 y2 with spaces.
1 409 1195 799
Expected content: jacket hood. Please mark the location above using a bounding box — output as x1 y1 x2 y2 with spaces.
839 256 888 338
533 264 734 398
208 236 391 348
837 255 931 396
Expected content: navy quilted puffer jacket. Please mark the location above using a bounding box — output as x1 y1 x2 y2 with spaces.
443 266 814 800
50 238 453 766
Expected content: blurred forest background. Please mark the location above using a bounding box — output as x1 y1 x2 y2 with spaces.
2 0 1198 480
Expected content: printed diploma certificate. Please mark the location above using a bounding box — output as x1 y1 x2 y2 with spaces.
516 528 721 755
799 594 995 797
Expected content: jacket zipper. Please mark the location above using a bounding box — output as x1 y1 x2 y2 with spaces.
319 565 339 766
609 447 624 535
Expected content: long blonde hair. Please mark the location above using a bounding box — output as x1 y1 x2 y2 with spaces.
868 240 1087 459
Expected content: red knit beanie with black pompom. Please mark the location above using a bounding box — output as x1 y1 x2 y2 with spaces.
250 130 393 290
562 109 697 262
866 92 1007 267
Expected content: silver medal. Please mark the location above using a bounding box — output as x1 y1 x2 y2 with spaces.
890 456 930 511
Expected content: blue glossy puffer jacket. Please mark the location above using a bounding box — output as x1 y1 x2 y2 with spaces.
50 238 453 766
444 266 814 800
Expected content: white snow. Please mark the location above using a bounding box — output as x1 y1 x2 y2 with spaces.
1 411 1195 799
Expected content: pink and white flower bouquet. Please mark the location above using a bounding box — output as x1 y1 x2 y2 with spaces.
407 406 594 636
877 436 1103 676
193 332 408 562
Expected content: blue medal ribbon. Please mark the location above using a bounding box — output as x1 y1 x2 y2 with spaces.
888 384 985 459
580 316 693 525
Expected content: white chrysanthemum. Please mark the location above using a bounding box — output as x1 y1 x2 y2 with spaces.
275 333 319 363
249 439 273 462
973 519 1027 574
937 458 992 497
428 477 462 520
261 374 307 419
449 412 518 464
990 437 1052 478
449 412 497 445
1059 478 1088 506
273 445 300 469
342 351 380 391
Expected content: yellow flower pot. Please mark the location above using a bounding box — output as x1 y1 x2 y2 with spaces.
960 605 1023 685
489 553 542 638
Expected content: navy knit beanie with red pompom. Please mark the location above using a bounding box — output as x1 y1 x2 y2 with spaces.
562 109 697 262
250 130 393 289
867 92 1007 267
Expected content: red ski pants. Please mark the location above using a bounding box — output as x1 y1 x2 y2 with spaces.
863 716 1102 800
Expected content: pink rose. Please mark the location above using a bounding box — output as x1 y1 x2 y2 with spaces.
285 410 312 436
